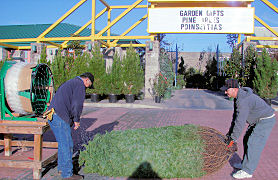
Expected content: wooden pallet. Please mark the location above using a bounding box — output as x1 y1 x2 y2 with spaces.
0 119 58 179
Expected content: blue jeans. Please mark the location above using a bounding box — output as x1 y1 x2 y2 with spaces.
242 117 276 174
48 114 73 178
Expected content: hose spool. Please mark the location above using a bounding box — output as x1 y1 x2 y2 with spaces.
0 61 54 116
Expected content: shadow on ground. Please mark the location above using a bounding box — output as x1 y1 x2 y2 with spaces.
128 161 161 180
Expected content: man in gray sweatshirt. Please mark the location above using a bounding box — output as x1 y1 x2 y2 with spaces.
221 79 276 179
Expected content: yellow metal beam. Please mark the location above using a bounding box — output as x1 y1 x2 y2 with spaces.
41 41 62 48
112 14 148 45
255 15 278 37
107 8 111 44
260 0 278 14
38 0 87 39
114 43 146 48
17 45 60 50
99 40 110 47
97 36 151 40
96 0 143 37
61 7 108 47
99 0 110 9
0 35 151 44
237 34 241 45
250 37 278 41
110 5 148 9
0 42 18 49
92 0 96 41
18 46 32 50
256 45 278 48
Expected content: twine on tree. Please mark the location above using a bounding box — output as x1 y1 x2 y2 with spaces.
198 126 237 174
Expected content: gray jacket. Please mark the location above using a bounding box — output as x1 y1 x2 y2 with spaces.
230 87 274 141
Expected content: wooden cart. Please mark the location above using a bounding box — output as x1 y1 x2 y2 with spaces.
0 119 58 179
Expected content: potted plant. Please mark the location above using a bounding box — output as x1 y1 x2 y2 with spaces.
149 72 168 103
87 44 106 102
121 46 144 103
159 49 174 99
253 48 278 105
104 53 122 103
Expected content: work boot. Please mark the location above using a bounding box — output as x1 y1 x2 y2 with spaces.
63 174 83 180
232 170 252 179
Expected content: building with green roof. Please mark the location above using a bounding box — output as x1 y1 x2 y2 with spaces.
0 23 140 62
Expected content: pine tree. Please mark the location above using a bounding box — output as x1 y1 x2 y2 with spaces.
87 44 106 95
122 45 144 95
51 49 68 90
204 55 218 90
68 53 90 80
39 46 50 66
253 49 278 99
242 45 257 88
224 48 242 81
105 53 122 95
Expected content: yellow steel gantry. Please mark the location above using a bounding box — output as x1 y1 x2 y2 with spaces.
240 0 278 48
0 0 277 50
0 0 153 50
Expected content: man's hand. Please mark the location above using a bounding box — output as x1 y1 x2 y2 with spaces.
74 122 80 130
224 135 234 148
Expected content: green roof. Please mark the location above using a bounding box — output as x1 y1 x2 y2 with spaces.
0 23 138 48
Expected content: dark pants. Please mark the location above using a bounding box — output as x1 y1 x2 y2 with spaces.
48 114 73 178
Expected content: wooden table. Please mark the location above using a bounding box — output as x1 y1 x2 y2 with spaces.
0 119 58 179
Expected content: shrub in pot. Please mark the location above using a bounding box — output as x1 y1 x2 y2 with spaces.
87 44 106 102
121 46 144 103
149 72 168 103
104 53 122 103
159 49 174 98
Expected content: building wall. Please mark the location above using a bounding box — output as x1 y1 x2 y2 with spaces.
0 45 231 74
173 52 231 72
0 47 8 61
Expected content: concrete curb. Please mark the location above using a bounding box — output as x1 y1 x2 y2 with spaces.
84 102 278 111
84 102 164 109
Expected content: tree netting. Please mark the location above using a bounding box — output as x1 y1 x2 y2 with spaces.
198 126 237 175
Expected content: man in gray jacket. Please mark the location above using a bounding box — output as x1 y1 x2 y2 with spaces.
221 79 276 179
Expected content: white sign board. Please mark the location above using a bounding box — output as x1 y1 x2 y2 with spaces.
148 7 254 34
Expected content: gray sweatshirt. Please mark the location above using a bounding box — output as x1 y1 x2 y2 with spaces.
230 87 274 141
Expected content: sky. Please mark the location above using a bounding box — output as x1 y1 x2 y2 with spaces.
0 0 278 53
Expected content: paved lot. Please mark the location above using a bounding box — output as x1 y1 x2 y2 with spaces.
1 89 277 180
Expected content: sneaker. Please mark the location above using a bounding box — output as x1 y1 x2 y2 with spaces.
233 162 242 169
232 170 252 179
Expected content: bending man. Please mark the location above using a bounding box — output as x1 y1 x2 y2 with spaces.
221 79 276 179
48 72 94 179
